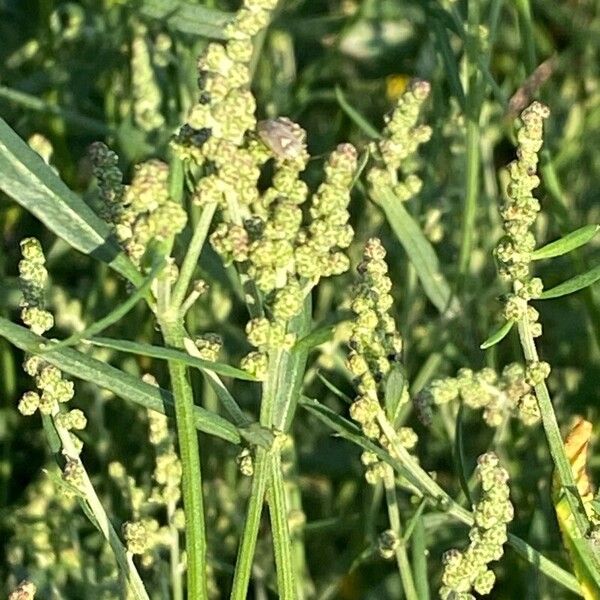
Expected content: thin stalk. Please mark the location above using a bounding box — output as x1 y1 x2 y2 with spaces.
268 451 298 600
516 318 592 539
411 515 430 600
383 468 419 600
157 304 208 600
49 413 149 600
458 0 482 279
171 201 217 311
230 449 270 600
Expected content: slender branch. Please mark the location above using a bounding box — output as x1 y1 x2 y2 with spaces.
516 318 591 538
171 201 217 311
457 0 482 280
48 414 149 600
157 302 208 600
383 468 419 600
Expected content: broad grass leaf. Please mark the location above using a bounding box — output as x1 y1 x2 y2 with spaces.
0 118 141 284
0 317 241 444
140 0 234 38
372 185 459 315
532 225 599 261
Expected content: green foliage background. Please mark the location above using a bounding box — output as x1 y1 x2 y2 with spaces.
1 0 600 598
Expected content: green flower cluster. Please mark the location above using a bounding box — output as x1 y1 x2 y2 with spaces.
193 333 223 362
368 79 432 201
495 101 550 335
345 238 416 483
423 361 550 427
234 142 357 376
171 0 278 183
89 145 187 265
18 238 53 335
131 23 165 132
440 452 513 600
17 240 82 442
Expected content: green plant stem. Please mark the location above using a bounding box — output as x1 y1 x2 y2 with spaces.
49 413 149 600
411 515 430 600
383 468 419 600
458 0 481 280
171 201 217 311
230 448 270 600
516 318 591 538
157 300 208 600
268 450 298 600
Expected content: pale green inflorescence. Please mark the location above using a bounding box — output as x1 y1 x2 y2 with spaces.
368 79 432 201
131 23 165 132
88 146 187 267
345 238 416 484
495 101 550 337
17 239 87 486
421 361 549 427
440 452 513 600
171 0 359 375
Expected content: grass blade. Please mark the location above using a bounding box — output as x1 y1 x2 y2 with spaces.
0 118 141 285
140 0 234 39
335 86 381 139
532 225 600 261
87 336 257 381
539 265 600 299
371 185 459 315
46 261 164 352
480 319 514 349
0 317 241 444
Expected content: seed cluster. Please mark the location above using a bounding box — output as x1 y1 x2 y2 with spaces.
422 361 549 427
440 453 513 599
131 23 165 132
89 147 187 266
495 101 550 335
17 239 88 492
345 238 416 483
18 238 54 335
368 79 432 201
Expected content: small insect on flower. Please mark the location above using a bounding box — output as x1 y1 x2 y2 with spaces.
256 117 306 160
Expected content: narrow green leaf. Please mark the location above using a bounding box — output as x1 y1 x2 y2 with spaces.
88 336 257 381
372 185 459 315
384 363 407 426
0 317 241 444
293 314 349 354
540 265 600 299
299 396 421 490
532 225 600 261
316 372 353 404
480 319 514 349
335 86 382 139
45 261 164 352
140 0 234 39
454 403 473 506
0 118 141 285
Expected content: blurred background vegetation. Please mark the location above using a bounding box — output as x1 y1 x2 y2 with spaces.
1 0 600 598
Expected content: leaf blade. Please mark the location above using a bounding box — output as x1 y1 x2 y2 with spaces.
0 317 241 444
540 265 600 299
372 185 459 315
532 225 600 261
88 336 257 381
0 118 140 284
